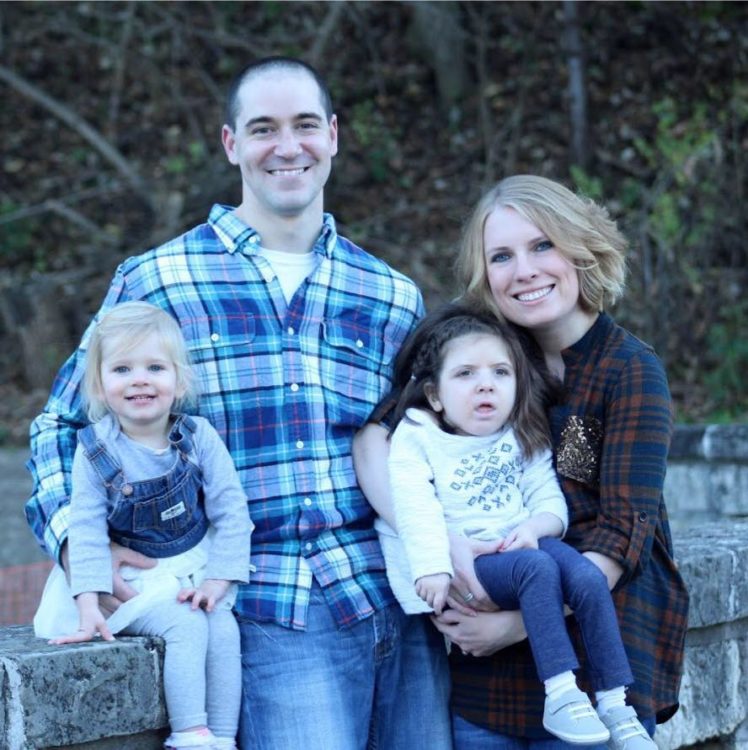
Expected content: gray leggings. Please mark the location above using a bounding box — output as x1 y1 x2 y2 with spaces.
126 599 241 738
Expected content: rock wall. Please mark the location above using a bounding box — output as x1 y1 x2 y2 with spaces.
2 422 747 749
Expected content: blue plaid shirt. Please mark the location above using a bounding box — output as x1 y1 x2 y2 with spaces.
26 204 424 629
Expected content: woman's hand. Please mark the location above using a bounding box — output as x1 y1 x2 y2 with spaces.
432 608 527 657
447 532 502 613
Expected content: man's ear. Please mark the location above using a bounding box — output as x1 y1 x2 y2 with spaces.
329 114 339 158
424 381 443 413
221 124 239 165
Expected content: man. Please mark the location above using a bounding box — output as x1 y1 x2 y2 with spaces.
26 58 452 749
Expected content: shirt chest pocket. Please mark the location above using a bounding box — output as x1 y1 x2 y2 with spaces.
319 317 396 425
183 314 257 394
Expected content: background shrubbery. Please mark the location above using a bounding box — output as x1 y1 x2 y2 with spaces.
1 1 746 444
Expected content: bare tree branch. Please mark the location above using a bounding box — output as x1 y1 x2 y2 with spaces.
0 184 127 227
106 1 137 138
309 2 347 67
45 200 120 246
0 63 154 210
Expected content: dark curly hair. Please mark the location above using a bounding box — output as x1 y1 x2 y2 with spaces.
371 303 558 459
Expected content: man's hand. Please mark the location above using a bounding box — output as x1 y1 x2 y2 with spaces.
100 543 157 615
415 573 451 614
178 578 230 613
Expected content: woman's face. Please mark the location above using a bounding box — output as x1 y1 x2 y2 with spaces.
483 206 585 334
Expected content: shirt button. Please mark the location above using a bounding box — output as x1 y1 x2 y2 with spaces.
287 327 295 335
305 542 313 552
290 383 299 392
210 333 220 342
356 339 364 348
303 497 312 506
296 440 304 449
638 512 648 522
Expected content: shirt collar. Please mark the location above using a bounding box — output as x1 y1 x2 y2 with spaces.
561 312 612 367
208 204 338 259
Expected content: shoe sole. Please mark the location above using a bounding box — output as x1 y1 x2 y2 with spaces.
542 722 611 745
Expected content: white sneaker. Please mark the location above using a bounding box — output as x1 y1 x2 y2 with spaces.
543 687 611 745
599 705 657 750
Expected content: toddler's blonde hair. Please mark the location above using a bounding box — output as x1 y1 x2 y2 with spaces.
83 301 198 422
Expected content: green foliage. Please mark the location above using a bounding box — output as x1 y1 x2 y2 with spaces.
349 100 398 184
569 166 603 201
0 201 44 270
704 299 748 419
608 92 746 421
166 141 208 175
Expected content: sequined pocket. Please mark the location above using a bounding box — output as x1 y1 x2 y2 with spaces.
556 415 603 488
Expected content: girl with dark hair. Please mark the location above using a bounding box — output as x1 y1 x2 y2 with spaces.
369 304 654 746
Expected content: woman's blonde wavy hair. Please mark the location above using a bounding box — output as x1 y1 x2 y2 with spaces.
456 175 627 319
83 301 198 422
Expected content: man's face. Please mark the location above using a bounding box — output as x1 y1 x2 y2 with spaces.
222 68 338 221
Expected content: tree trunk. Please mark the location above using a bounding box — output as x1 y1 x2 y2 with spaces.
409 2 470 114
563 0 590 171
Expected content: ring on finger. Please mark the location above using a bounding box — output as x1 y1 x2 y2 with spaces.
462 591 475 603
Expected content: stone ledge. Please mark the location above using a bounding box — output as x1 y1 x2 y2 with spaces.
665 425 748 526
0 626 167 750
657 522 748 750
673 522 748 628
670 424 748 462
3 521 748 749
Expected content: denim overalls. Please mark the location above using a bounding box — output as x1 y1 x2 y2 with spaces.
77 415 210 558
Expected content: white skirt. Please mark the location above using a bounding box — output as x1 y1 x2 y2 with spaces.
33 534 237 639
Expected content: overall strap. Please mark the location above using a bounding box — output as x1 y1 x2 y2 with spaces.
169 415 198 456
77 425 123 487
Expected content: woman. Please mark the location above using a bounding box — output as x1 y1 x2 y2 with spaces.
353 175 688 750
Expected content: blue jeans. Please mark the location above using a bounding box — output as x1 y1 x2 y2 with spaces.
237 582 452 750
475 537 633 689
453 713 656 750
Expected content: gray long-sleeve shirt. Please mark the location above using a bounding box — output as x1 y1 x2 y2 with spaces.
69 413 253 596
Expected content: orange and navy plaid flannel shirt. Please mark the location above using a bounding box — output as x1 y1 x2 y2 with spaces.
450 312 689 737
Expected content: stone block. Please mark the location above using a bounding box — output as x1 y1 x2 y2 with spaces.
702 425 748 461
669 424 748 461
665 465 715 516
673 523 748 628
656 639 746 749
0 625 167 750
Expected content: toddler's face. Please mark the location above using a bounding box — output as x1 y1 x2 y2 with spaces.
426 333 516 437
99 332 180 438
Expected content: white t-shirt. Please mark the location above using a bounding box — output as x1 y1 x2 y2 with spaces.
257 246 318 303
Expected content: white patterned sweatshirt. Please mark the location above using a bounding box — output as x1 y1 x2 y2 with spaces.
377 408 568 614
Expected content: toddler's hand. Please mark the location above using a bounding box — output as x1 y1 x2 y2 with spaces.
415 573 451 614
500 524 539 552
50 592 115 644
178 578 230 612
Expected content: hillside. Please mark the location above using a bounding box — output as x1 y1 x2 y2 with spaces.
1 1 747 444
